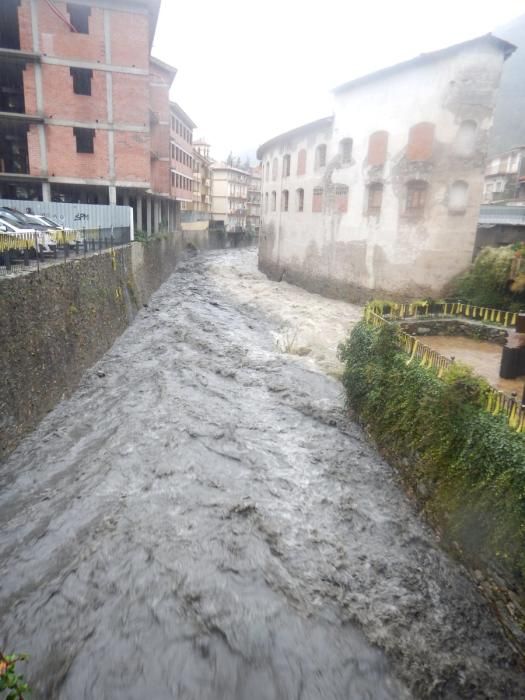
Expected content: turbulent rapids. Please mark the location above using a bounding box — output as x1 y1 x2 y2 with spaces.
0 248 523 699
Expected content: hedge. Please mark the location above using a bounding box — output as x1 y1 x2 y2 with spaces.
338 321 525 588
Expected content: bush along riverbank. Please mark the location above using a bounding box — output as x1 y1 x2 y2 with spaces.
448 244 525 310
338 321 525 647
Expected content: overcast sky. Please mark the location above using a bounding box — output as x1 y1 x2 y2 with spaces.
151 0 525 162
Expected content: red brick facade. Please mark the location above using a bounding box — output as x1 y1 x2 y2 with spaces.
0 0 190 218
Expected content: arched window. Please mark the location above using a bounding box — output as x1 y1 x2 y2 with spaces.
264 192 268 213
265 161 270 181
367 182 383 215
281 189 289 212
405 180 428 214
407 123 435 162
339 138 353 165
335 184 349 213
454 120 477 157
297 149 307 176
367 131 388 167
312 186 324 212
271 191 276 211
296 188 304 212
272 158 278 181
449 180 468 213
315 144 327 169
282 154 291 177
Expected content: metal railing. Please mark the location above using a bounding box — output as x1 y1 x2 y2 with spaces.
364 305 525 433
368 300 519 328
0 227 126 277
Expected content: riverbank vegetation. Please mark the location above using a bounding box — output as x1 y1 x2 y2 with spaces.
338 322 525 595
449 244 525 310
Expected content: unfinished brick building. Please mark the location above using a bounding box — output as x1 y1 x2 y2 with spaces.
0 0 194 234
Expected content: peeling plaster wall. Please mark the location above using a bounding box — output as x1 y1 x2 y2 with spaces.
258 43 507 301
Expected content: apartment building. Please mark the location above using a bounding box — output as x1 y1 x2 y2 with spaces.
0 0 188 234
483 146 525 203
210 162 249 231
170 101 196 212
192 139 212 214
247 166 261 235
258 34 514 300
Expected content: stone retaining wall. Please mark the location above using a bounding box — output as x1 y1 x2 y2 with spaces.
0 234 183 459
399 318 509 345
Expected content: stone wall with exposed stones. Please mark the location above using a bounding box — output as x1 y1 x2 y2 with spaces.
0 235 183 460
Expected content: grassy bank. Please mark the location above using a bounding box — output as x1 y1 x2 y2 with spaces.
338 321 525 593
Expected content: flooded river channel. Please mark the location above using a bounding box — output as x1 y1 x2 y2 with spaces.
1 249 523 698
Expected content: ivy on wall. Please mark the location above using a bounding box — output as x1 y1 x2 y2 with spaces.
449 244 525 310
338 321 525 588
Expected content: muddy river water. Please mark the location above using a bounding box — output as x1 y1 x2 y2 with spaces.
1 248 523 699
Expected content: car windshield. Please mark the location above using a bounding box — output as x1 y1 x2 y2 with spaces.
0 218 16 232
0 209 26 225
40 216 60 227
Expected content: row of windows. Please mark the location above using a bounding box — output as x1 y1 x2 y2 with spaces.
171 172 193 191
264 121 477 181
171 116 192 144
171 144 193 169
264 180 469 216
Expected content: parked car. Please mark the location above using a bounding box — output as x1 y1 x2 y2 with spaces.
0 206 77 249
25 212 73 232
0 216 57 253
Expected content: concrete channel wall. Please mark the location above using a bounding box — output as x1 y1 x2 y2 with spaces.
0 231 217 459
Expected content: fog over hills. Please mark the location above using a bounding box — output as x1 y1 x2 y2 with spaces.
490 14 525 155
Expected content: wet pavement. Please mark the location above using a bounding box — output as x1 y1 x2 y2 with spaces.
423 335 525 397
0 248 524 699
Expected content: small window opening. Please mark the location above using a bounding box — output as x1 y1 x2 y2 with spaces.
315 144 327 169
407 123 434 162
367 131 388 167
367 182 383 215
74 127 95 153
282 154 291 177
272 158 278 181
0 0 21 50
334 184 349 213
70 67 92 95
405 180 428 214
281 189 289 211
271 191 276 211
67 3 91 34
0 122 29 173
449 180 468 213
312 186 324 212
0 63 25 113
296 188 304 212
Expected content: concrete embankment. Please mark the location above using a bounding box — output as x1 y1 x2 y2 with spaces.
0 235 184 459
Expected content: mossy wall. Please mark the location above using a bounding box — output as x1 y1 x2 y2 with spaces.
0 235 182 459
339 322 525 611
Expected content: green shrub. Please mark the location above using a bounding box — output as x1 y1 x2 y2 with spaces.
450 245 525 310
338 321 525 585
